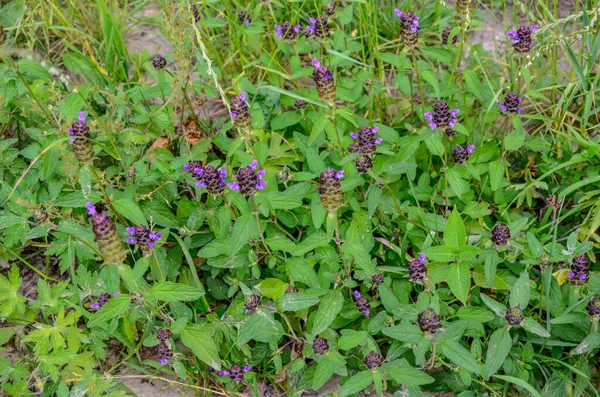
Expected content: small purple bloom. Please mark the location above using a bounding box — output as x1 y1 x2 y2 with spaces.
467 145 476 154
68 129 74 136
255 181 268 190
374 137 383 145
394 9 404 18
126 237 135 244
312 58 321 69
196 181 207 188
219 371 230 376
580 274 588 280
249 159 258 171
113 292 120 296
183 164 190 170
568 272 575 279
243 365 252 372
240 92 247 102
91 303 100 310
257 169 266 179
418 253 426 264
531 24 539 33
86 202 97 216
219 169 227 178
354 290 361 298
230 112 237 120
78 112 86 123
507 30 519 40
451 109 460 117
364 309 370 317
350 132 358 139
160 359 168 365
228 182 240 190
335 170 344 180
126 227 136 234
274 25 284 38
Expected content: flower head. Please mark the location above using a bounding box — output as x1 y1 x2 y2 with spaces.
425 100 459 129
395 9 420 47
307 16 329 38
228 161 267 195
86 202 126 265
497 92 524 114
126 225 161 254
318 168 344 212
275 22 300 40
230 93 251 130
508 24 538 53
69 111 94 164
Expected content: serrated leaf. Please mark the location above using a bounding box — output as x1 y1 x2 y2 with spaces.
149 282 204 302
448 262 470 304
277 293 320 311
522 318 550 338
311 290 344 335
510 271 530 309
338 330 368 351
181 325 221 370
438 339 481 375
338 371 373 397
485 327 512 378
89 294 131 327
445 208 466 250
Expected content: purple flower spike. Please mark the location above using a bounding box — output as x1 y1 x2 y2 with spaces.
335 170 344 180
255 181 268 190
78 112 86 123
219 371 230 376
249 160 258 171
312 58 321 69
364 309 370 317
467 145 476 154
243 365 252 372
568 272 575 279
419 253 426 264
350 132 358 139
228 182 240 190
354 290 361 298
86 202 97 216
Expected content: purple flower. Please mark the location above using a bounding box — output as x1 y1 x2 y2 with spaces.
354 290 361 298
425 100 459 129
497 92 524 114
364 309 370 317
335 170 344 180
90 303 100 310
228 182 240 190
568 272 575 279
86 202 97 216
467 145 476 154
418 253 426 264
160 359 168 365
228 160 267 195
126 225 162 252
243 366 252 372
275 22 300 40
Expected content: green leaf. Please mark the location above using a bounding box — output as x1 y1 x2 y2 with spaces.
446 168 469 199
149 282 204 302
378 285 400 312
438 339 481 375
367 185 381 218
480 293 507 317
382 324 423 344
277 293 320 311
485 327 512 378
292 231 330 256
494 375 542 397
445 208 466 250
343 242 375 275
89 294 131 327
571 333 600 355
510 271 530 309
181 325 221 370
527 232 543 257
113 199 147 226
237 311 285 345
489 162 505 192
448 262 470 304
311 290 344 335
286 258 320 288
504 118 526 151
521 318 550 338
338 370 373 397
312 357 336 390
271 112 301 130
456 307 495 323
424 245 456 262
257 278 288 300
229 214 258 255
338 330 368 351
264 192 303 210
382 361 435 386
457 245 482 261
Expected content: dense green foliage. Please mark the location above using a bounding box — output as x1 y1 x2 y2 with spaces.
1 0 600 396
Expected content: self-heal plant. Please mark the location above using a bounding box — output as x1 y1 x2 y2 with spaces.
274 22 300 40
569 255 589 283
125 225 161 255
353 290 370 316
230 92 252 130
424 100 459 129
395 9 420 47
508 24 539 54
86 202 126 265
497 92 524 114
312 58 336 104
184 163 227 196
228 160 267 195
219 365 252 383
306 16 330 38
318 168 344 212
453 144 475 164
408 253 427 283
348 126 382 155
69 111 94 164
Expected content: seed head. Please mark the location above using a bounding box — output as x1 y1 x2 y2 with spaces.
372 273 384 285
86 202 126 265
69 111 94 164
363 351 383 370
508 25 538 54
157 328 171 341
417 308 441 333
220 364 252 382
230 92 252 130
313 337 329 355
156 342 173 365
568 255 589 284
497 92 524 114
453 144 475 164
586 296 600 317
318 167 344 212
355 155 373 174
408 253 427 283
312 58 336 103
228 160 267 195
190 4 202 23
442 27 458 45
395 10 420 47
505 306 524 325
151 54 167 69
244 294 261 312
275 21 300 40
491 224 511 245
424 100 459 130
323 2 336 17
238 10 251 25
456 0 474 16
286 285 298 293
294 99 307 110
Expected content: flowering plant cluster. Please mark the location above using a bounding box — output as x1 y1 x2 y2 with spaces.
1 1 599 397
